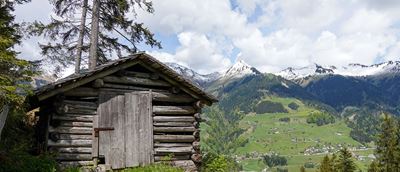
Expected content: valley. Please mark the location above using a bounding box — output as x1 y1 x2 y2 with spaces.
234 96 373 171
168 59 398 171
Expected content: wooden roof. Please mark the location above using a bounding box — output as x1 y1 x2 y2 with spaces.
34 52 218 104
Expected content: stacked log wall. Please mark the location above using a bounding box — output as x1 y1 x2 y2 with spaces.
40 65 204 170
44 96 97 167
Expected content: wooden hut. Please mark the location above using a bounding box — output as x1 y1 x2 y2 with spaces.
29 53 217 171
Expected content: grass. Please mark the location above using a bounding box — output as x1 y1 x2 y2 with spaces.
234 96 374 171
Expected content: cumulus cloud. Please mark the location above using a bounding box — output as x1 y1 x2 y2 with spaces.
13 0 400 74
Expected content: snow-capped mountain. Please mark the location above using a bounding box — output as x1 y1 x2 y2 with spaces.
166 60 261 87
277 61 400 80
221 60 261 80
166 63 221 86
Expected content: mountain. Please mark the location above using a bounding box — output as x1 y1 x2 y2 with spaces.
277 61 400 80
167 60 261 91
166 63 221 87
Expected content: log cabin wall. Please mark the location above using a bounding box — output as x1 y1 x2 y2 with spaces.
38 64 203 170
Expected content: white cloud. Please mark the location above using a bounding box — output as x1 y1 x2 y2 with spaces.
12 0 400 74
149 32 232 74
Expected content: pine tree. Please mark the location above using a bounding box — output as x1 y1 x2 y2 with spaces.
319 155 333 172
336 148 356 172
29 0 161 75
202 106 248 155
374 114 400 171
367 161 380 172
0 0 36 139
300 166 306 172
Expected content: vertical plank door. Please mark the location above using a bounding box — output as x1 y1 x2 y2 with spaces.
125 92 153 167
96 91 153 169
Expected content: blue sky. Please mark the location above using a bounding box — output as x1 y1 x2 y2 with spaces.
14 0 400 74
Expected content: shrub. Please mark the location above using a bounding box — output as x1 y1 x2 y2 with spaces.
279 117 290 122
0 153 57 172
277 167 288 172
202 153 241 172
123 163 183 172
304 162 315 168
262 154 287 167
306 111 335 126
255 101 288 114
288 102 299 110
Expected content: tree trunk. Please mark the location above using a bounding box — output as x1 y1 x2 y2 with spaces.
88 0 100 70
0 105 10 141
75 0 88 74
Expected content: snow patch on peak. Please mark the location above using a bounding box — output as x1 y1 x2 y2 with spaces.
223 59 261 79
277 60 400 80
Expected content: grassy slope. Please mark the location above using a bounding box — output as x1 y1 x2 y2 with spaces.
235 96 374 171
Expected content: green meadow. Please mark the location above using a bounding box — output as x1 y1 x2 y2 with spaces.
235 96 374 171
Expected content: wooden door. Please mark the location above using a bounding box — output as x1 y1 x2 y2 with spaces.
95 91 153 169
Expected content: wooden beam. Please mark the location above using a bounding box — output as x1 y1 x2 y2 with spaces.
154 143 192 148
53 115 93 122
154 135 195 142
48 139 92 147
49 126 92 135
154 155 190 161
58 134 92 140
59 121 93 128
103 76 170 87
59 161 93 166
55 147 92 154
153 116 195 122
153 106 195 115
153 122 194 127
92 79 104 88
56 153 92 160
154 147 194 154
64 87 99 97
152 92 195 103
154 127 196 133
102 83 166 92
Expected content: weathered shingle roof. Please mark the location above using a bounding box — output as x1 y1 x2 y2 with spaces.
35 52 218 103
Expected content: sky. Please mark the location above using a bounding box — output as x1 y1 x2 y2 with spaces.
13 0 400 74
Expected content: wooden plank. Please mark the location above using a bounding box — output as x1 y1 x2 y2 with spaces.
154 155 190 161
64 87 99 97
152 92 195 103
56 147 92 154
49 126 92 135
125 92 138 167
125 92 153 167
103 76 170 87
154 127 196 133
110 148 125 169
53 115 93 122
48 139 92 147
102 83 166 92
62 100 97 109
58 134 92 140
110 95 125 169
153 116 195 122
92 115 98 158
154 135 195 143
153 106 195 115
59 161 93 166
153 122 193 127
98 93 113 164
56 153 92 160
59 121 93 128
154 143 192 148
154 147 193 154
